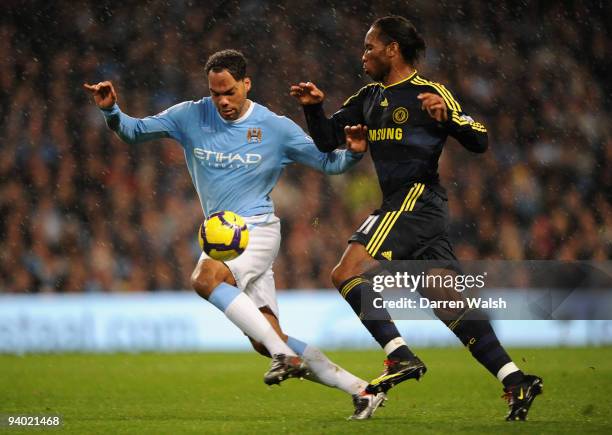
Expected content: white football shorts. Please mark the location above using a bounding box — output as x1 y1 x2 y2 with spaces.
198 213 281 316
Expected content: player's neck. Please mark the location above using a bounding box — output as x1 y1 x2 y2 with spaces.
237 99 252 118
382 65 416 87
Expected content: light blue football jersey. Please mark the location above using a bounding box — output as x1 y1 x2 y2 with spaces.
101 98 362 217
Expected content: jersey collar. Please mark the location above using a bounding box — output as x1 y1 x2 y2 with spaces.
381 70 418 89
220 99 255 124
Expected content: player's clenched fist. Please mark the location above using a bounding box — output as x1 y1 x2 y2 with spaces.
83 81 117 109
289 82 325 105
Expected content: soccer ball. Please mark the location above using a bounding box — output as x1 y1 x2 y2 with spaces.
198 211 249 261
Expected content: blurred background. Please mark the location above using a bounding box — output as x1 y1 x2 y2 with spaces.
2 0 611 294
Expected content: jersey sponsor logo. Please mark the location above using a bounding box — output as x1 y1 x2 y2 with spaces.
368 127 403 142
193 147 262 168
392 107 409 124
246 127 262 143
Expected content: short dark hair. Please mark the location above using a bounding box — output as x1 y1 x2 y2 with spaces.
204 49 247 80
372 16 426 65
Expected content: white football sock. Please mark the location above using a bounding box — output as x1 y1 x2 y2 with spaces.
209 283 295 356
287 336 367 395
497 362 520 382
383 337 408 356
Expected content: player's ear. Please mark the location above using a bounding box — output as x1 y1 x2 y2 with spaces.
243 77 252 92
387 41 399 58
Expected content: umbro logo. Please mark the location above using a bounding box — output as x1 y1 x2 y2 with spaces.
381 251 392 260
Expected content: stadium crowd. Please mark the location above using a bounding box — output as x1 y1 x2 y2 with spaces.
2 0 610 292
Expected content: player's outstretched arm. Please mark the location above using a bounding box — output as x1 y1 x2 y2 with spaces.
418 92 488 153
83 80 185 145
282 117 364 175
290 82 342 153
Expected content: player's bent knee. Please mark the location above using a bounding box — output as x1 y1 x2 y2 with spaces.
330 263 345 289
191 272 214 299
331 243 377 289
331 261 355 289
191 261 231 299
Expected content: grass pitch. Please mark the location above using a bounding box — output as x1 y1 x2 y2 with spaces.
1 348 611 434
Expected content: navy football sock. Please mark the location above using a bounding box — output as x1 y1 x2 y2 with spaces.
339 276 415 360
445 309 524 385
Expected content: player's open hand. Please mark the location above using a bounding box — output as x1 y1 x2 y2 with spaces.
418 92 447 122
83 81 117 109
344 124 368 153
289 82 325 105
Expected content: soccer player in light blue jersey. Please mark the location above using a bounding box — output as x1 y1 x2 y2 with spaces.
84 50 386 420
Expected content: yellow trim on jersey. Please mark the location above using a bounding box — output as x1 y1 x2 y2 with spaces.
451 111 488 132
451 112 469 125
367 183 425 257
342 83 380 107
410 76 462 112
471 122 487 132
340 277 367 298
343 71 420 106
381 70 418 89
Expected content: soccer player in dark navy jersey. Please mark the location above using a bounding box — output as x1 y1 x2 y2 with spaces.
291 15 542 421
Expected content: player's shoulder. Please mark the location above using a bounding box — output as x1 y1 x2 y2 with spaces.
195 97 213 111
409 73 452 92
192 97 216 119
159 98 202 116
343 82 382 106
255 102 297 129
409 73 462 111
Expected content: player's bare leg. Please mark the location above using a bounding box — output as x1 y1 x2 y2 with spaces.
190 258 307 385
331 243 426 394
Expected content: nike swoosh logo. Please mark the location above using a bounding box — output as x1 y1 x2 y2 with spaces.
517 387 524 400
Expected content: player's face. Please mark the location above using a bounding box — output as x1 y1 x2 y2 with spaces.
362 26 391 82
208 70 251 121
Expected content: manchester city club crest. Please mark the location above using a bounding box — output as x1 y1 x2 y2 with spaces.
246 127 262 143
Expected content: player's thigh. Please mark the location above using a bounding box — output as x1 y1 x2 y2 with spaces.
332 241 380 286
